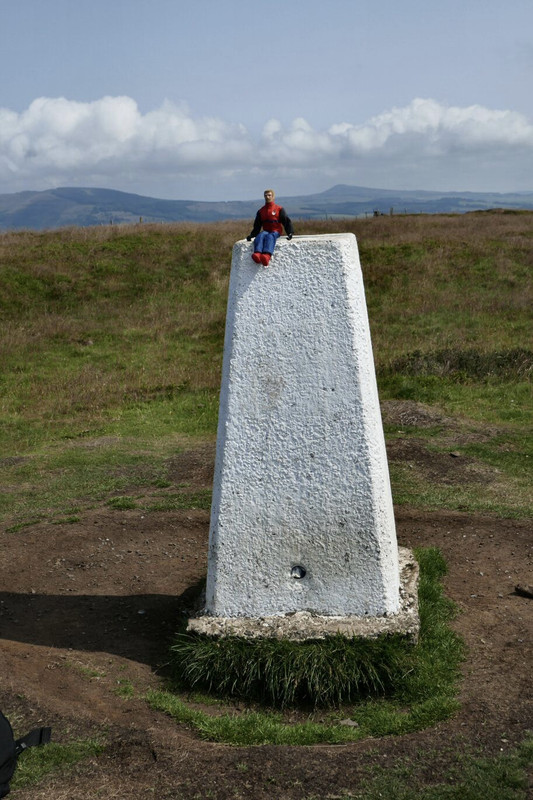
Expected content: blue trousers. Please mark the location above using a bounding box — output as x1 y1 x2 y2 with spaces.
253 231 280 254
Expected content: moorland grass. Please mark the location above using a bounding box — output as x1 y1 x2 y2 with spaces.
0 213 533 526
1 213 531 527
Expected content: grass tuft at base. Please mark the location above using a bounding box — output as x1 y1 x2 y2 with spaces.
148 548 464 745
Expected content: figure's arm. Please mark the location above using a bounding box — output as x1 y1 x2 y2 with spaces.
247 211 262 240
280 208 293 238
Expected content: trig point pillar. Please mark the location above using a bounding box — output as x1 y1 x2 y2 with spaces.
189 234 419 640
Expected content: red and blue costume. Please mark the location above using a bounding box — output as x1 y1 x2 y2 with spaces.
247 199 293 266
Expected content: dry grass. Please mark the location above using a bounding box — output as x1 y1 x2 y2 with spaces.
2 215 531 404
1 212 531 517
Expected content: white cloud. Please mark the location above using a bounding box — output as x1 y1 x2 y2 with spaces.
0 96 532 196
330 99 533 153
0 96 253 187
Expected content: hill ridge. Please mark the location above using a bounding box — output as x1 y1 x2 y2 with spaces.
1 184 533 231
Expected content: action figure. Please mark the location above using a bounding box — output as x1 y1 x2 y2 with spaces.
246 189 293 266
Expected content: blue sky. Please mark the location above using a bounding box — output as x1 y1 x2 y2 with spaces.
1 0 532 200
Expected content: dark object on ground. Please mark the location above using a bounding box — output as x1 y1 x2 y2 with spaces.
515 584 533 599
0 711 51 797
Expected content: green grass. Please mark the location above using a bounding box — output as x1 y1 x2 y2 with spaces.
1 216 532 527
145 489 212 512
388 460 532 520
379 369 532 517
147 548 463 744
146 692 361 745
114 678 136 698
171 633 414 708
333 733 533 800
0 420 215 527
379 373 532 424
11 738 104 791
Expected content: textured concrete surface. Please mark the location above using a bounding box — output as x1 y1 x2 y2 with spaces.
191 547 419 641
204 234 400 619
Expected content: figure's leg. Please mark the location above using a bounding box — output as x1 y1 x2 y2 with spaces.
259 232 279 265
253 231 268 254
262 232 279 255
251 232 265 262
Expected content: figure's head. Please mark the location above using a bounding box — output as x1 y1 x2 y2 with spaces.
264 189 275 203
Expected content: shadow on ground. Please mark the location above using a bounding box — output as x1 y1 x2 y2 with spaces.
0 581 203 668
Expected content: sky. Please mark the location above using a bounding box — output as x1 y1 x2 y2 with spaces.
1 0 532 201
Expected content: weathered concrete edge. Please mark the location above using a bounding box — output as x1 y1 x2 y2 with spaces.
188 547 420 643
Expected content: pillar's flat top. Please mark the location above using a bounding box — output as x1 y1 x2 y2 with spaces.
237 233 355 244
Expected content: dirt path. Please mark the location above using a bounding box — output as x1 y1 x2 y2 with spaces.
0 449 532 798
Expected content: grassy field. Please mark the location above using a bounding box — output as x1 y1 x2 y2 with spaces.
1 212 532 798
1 213 531 528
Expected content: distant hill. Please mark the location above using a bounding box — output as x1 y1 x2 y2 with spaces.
1 184 533 231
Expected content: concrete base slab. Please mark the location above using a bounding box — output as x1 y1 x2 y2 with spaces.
188 547 419 643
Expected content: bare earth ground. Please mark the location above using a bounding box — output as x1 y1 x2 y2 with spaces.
0 439 532 799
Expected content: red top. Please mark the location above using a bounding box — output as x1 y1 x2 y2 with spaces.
259 202 284 234
249 202 293 238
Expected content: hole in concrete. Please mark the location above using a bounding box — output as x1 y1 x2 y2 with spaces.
291 565 306 579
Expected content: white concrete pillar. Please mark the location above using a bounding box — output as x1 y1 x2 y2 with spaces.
190 234 417 639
